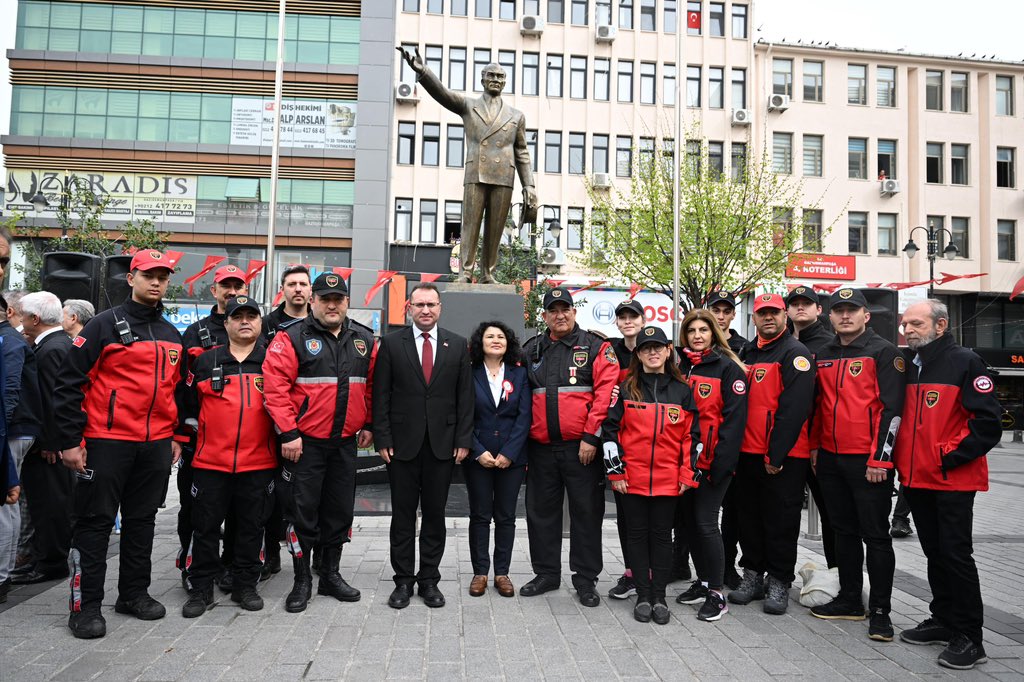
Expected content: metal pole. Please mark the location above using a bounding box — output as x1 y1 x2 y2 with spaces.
805 494 821 541
671 6 683 342
265 0 287 306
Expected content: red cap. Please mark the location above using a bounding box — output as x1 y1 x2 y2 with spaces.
214 264 246 283
752 293 785 312
129 250 177 272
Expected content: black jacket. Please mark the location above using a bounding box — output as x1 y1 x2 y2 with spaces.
727 329 748 355
262 303 308 341
679 349 748 483
793 320 832 358
0 321 41 438
32 329 73 452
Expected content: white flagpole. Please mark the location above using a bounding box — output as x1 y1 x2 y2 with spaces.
265 0 287 306
672 10 684 343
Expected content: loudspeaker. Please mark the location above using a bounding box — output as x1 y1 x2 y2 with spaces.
41 252 101 306
102 255 133 310
817 287 899 345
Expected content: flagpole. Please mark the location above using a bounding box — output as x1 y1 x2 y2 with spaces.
265 0 287 307
672 11 684 344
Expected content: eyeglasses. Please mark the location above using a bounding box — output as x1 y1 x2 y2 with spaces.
638 344 667 354
410 302 440 310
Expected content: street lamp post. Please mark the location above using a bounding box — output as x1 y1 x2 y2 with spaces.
902 220 958 298
30 175 100 239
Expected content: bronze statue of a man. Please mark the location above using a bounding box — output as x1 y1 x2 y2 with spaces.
399 46 538 284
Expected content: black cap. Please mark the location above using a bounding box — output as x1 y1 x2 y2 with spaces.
224 295 261 317
615 299 644 317
829 287 868 309
634 325 670 350
312 272 349 296
785 286 818 306
706 290 736 309
543 286 574 309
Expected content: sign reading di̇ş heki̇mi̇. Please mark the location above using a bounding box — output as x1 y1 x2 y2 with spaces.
785 254 857 281
230 99 357 150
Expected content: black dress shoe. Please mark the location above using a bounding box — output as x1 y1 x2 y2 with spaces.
418 583 445 608
114 594 166 620
68 611 106 639
389 583 413 609
520 575 560 597
576 586 601 608
10 562 35 577
11 568 68 585
215 567 234 594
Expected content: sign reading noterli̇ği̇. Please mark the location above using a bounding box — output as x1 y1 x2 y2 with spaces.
786 254 857 281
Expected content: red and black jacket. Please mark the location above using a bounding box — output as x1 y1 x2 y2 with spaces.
183 343 276 473
523 324 619 446
894 333 1001 492
679 348 748 483
182 306 228 362
602 372 701 495
814 328 905 468
262 315 375 442
54 299 183 449
739 332 815 466
609 336 634 383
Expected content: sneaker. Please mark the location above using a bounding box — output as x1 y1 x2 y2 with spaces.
215 567 234 594
676 581 708 605
900 617 953 646
810 597 866 621
727 569 764 605
868 611 894 642
762 576 789 615
633 600 652 623
182 589 214 618
938 633 988 670
889 518 913 538
651 599 671 625
608 574 636 600
697 591 729 622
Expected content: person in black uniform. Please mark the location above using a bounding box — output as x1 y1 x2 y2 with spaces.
262 264 312 341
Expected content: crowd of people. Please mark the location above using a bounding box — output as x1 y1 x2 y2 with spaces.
0 242 1002 673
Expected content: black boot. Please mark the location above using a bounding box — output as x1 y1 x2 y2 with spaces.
317 546 361 602
285 547 313 613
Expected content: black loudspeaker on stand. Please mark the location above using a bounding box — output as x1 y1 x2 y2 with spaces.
41 252 101 306
102 255 133 310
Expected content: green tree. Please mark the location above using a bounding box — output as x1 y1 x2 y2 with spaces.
585 129 841 309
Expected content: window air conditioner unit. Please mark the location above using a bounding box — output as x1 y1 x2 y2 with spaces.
520 15 545 35
592 172 611 189
880 178 901 195
596 24 617 43
731 108 752 126
768 93 790 111
540 247 567 267
395 82 419 104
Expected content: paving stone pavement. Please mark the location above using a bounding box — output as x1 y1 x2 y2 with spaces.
3 443 1024 680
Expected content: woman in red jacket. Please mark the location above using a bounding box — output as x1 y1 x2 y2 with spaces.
603 326 701 624
675 309 748 622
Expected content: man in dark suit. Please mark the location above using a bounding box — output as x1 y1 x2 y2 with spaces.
373 283 474 609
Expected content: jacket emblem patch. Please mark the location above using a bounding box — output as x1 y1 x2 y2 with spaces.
167 349 180 366
354 339 368 356
732 380 746 395
793 356 811 372
604 346 617 364
254 376 264 393
894 356 906 372
306 339 322 355
848 360 863 377
697 383 712 399
924 390 940 408
72 335 86 347
753 368 767 383
974 375 994 393
574 350 589 367
666 406 680 424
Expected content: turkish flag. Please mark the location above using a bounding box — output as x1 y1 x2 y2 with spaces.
183 255 226 296
687 10 701 30
627 282 643 300
332 266 354 281
243 260 267 284
812 283 841 293
420 273 443 283
364 270 397 307
1011 274 1024 301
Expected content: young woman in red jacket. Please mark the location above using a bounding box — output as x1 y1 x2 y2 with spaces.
603 326 701 624
675 309 748 622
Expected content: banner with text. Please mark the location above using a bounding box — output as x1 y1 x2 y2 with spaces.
229 99 357 150
786 253 857 281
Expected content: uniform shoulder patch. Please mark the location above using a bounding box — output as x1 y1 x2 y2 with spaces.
72 336 86 348
732 379 746 395
893 356 905 372
973 375 994 393
604 345 617 364
793 356 811 372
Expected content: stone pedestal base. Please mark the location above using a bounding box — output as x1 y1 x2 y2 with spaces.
440 283 528 344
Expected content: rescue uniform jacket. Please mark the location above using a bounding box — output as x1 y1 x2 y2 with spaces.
793 320 832 358
261 304 308 342
609 336 634 383
54 299 183 450
679 349 748 483
814 328 905 468
182 306 228 362
184 343 276 473
523 324 619 446
727 329 747 355
262 316 375 443
602 372 701 496
894 333 1001 492
739 332 815 467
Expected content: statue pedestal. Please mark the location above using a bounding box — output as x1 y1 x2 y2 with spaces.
440 282 528 345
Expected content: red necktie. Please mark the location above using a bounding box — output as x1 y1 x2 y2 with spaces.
421 332 433 383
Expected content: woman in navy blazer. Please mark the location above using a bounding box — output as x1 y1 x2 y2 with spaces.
465 320 531 598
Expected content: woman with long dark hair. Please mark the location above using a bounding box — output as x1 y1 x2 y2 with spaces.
674 309 748 622
465 321 531 597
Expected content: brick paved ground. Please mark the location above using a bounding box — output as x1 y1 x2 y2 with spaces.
2 442 1024 680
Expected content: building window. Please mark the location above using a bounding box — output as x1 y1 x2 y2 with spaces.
731 142 747 181
566 207 584 250
847 64 866 105
524 0 539 13
663 64 677 106
924 142 944 183
473 48 491 92
546 54 564 97
398 122 415 164
686 1 701 35
638 137 656 171
422 123 440 166
425 45 443 78
395 198 413 241
803 61 823 102
545 131 562 173
595 0 611 24
616 135 633 177
593 58 610 101
447 124 464 168
926 70 943 110
731 3 747 38
708 67 723 108
773 58 793 97
877 66 896 107
877 139 896 180
452 0 468 14
569 132 586 174
570 56 587 99
526 129 538 171
685 139 701 175
399 43 419 83
803 134 823 177
619 0 633 28
665 0 677 33
593 134 609 173
848 212 867 254
496 50 515 92
946 216 969 258
640 62 656 104
773 132 792 174
449 47 467 90
708 140 724 176
997 147 1016 188
877 213 897 255
848 137 867 179
951 144 968 185
523 52 539 95
427 0 443 13
997 75 1015 116
444 200 463 243
499 0 516 19
773 208 793 246
548 0 565 23
640 0 656 30
998 220 1017 261
420 200 437 243
686 65 701 107
803 209 823 251
731 68 746 108
476 0 492 18
403 0 420 12
618 60 634 102
950 71 968 112
709 2 724 35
